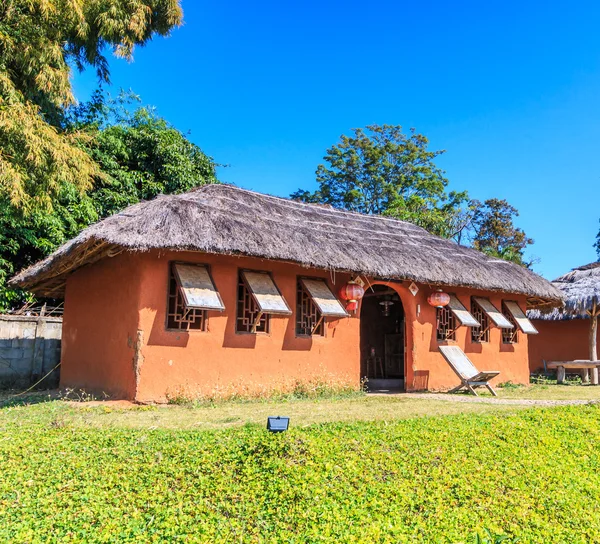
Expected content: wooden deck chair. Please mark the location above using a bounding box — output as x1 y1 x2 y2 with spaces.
438 345 500 396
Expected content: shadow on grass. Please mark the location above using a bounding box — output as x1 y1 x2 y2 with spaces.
0 389 61 409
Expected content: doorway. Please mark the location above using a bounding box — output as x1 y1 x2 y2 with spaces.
360 285 405 390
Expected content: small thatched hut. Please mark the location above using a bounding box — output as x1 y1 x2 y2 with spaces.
528 262 600 374
11 184 561 401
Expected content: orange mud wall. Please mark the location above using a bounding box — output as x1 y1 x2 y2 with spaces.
376 282 531 391
528 319 597 372
61 249 532 400
61 252 142 398
135 250 358 402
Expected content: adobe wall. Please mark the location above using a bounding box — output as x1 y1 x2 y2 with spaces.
378 282 531 391
60 252 142 398
528 319 597 372
134 250 359 402
59 249 533 400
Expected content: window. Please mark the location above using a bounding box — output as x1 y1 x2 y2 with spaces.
472 297 514 329
436 306 456 341
295 277 347 337
447 294 480 328
236 270 292 334
503 301 538 335
296 280 325 336
502 302 519 344
470 298 490 343
237 274 270 333
167 265 207 331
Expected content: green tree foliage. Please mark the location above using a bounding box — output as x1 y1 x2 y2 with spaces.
1 94 218 311
291 124 478 239
69 92 219 218
292 125 533 263
0 0 182 207
471 198 534 267
0 184 95 309
292 125 447 214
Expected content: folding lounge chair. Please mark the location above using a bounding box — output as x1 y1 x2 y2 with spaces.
438 345 500 396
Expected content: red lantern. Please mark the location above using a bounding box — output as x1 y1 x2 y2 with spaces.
427 290 450 308
338 281 365 312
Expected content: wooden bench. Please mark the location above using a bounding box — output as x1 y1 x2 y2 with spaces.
545 360 600 385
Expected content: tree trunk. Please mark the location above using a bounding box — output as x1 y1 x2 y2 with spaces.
591 313 598 362
590 302 598 385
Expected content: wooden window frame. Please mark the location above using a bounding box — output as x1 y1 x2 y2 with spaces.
235 269 273 335
504 300 538 335
436 305 457 342
165 261 209 332
501 302 519 344
296 277 326 338
470 297 490 343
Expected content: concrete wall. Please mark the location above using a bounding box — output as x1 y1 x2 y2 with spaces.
0 315 62 388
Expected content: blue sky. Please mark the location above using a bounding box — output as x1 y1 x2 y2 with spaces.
73 1 600 280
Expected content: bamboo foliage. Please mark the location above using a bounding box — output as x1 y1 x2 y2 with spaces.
0 72 99 207
0 0 183 208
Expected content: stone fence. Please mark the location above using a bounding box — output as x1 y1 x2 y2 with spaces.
0 315 62 389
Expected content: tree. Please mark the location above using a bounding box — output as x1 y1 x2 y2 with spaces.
0 0 182 208
595 220 600 259
69 91 219 218
470 199 534 267
384 189 480 241
290 125 475 238
0 184 97 309
292 125 534 264
1 93 218 311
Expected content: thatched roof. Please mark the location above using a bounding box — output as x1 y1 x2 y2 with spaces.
528 262 600 320
11 184 562 306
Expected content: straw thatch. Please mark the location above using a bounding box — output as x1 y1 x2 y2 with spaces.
10 184 562 306
528 262 600 320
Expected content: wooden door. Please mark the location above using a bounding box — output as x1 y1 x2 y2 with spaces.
384 333 404 378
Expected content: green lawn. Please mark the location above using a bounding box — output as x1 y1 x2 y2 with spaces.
493 382 600 400
0 391 599 542
0 393 526 431
2 383 600 432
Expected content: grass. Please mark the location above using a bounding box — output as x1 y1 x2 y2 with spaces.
1 383 599 431
485 382 600 401
0 394 526 431
1 387 599 542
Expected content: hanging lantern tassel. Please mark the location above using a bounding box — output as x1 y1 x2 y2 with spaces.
338 281 365 313
427 290 450 309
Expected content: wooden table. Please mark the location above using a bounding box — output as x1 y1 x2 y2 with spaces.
546 360 600 385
